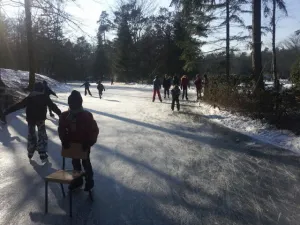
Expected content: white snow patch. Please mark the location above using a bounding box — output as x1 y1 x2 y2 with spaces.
190 99 300 154
0 68 71 93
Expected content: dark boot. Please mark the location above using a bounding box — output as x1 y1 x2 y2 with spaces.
39 152 48 162
84 179 94 192
69 177 83 190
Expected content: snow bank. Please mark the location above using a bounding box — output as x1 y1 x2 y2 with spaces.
192 100 300 154
0 68 71 93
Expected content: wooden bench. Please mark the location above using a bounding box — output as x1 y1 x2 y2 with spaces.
44 143 93 217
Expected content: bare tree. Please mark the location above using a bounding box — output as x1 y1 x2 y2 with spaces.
25 0 35 90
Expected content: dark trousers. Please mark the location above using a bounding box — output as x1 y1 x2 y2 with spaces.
153 89 162 101
28 121 48 154
98 90 103 98
196 87 202 100
72 152 94 182
164 88 170 98
85 88 92 96
171 97 180 111
182 87 188 100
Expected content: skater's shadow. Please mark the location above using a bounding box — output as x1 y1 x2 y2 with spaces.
0 124 21 147
104 99 120 103
29 212 73 225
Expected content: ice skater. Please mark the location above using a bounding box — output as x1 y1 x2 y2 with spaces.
43 80 58 117
171 85 181 111
111 77 114 85
163 74 171 99
58 90 99 191
194 74 202 100
173 74 180 86
1 82 61 162
152 75 162 102
81 80 92 96
180 75 190 100
97 80 105 99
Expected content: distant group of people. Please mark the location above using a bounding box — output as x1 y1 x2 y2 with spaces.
0 81 99 191
152 73 208 111
81 80 106 99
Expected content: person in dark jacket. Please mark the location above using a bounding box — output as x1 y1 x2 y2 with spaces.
111 77 114 85
171 85 181 111
81 81 92 96
43 80 58 117
97 80 105 99
173 75 180 86
194 74 202 100
2 82 61 161
153 75 162 102
180 75 190 100
162 74 172 99
58 90 99 191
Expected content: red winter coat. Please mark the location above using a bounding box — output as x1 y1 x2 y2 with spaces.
181 76 190 89
58 110 99 148
194 77 202 90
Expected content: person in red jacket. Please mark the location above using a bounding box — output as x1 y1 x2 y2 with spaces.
58 90 99 191
180 75 190 100
194 74 203 100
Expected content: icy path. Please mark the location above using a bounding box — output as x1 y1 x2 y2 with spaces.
0 83 300 225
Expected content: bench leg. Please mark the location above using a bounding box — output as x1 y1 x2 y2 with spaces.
60 184 66 198
45 181 48 214
69 191 72 217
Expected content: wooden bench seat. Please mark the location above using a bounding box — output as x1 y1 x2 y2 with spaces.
45 170 85 184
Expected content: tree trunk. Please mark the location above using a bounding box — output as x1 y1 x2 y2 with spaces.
272 0 279 92
24 0 35 90
226 0 230 81
252 0 264 92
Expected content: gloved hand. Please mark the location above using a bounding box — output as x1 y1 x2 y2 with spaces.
62 141 70 149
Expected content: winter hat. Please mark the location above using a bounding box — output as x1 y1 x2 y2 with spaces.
33 82 44 92
68 90 83 110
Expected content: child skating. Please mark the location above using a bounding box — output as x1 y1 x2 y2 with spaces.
97 81 105 99
1 82 61 162
58 90 99 191
81 80 92 96
171 85 181 111
152 75 162 102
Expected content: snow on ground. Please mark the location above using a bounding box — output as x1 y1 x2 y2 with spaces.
0 82 300 224
0 68 71 94
265 79 293 90
191 100 300 154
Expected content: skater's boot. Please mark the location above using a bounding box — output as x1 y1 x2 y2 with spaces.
84 179 94 192
39 152 48 162
69 177 83 191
